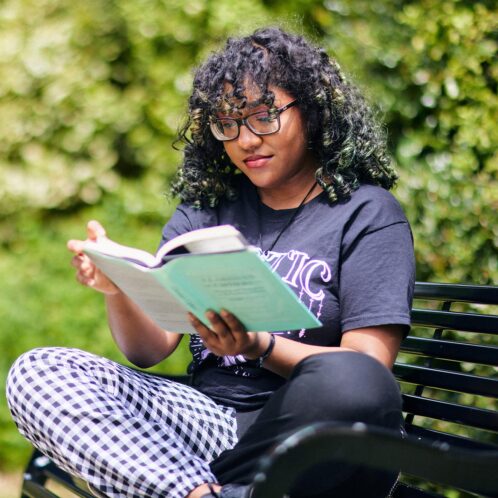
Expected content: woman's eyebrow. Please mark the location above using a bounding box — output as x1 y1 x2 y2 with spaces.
246 98 267 109
214 98 268 117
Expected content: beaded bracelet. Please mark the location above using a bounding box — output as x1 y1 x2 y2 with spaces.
255 333 275 368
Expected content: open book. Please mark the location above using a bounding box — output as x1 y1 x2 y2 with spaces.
83 225 322 334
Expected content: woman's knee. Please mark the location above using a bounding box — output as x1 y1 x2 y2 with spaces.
7 347 94 415
8 348 58 402
287 352 402 427
8 347 54 389
8 346 81 383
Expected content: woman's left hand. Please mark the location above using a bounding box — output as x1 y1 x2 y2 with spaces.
187 309 267 359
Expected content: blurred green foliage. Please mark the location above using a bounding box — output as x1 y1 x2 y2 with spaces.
0 0 496 478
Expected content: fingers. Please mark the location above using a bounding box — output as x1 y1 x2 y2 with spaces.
67 239 85 254
71 253 92 272
205 310 233 338
67 220 106 254
187 312 211 335
76 270 96 288
70 252 119 294
71 253 95 285
219 309 246 334
66 220 119 295
188 311 232 341
87 220 106 241
188 309 253 357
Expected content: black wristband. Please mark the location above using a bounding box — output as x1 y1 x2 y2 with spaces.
256 333 275 368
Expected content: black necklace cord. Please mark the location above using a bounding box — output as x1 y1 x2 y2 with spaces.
258 180 318 254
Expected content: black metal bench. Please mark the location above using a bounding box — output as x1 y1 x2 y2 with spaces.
20 282 498 498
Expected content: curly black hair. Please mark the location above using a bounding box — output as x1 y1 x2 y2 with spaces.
172 27 397 208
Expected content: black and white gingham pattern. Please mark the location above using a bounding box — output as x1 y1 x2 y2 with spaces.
7 347 238 497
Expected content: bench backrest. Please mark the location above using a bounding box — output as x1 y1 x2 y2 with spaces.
393 282 498 496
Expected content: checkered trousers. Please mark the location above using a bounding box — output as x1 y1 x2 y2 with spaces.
6 347 238 497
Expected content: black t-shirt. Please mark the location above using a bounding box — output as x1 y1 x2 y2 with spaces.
160 177 415 411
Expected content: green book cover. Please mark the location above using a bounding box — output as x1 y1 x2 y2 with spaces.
153 250 321 332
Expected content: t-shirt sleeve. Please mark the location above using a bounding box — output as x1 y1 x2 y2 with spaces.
157 203 219 250
159 205 195 248
339 191 415 335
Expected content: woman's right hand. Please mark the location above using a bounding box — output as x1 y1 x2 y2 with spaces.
67 220 120 295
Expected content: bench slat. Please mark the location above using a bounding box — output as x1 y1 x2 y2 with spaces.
394 363 498 398
393 483 444 498
411 309 498 335
405 425 498 451
43 471 94 498
402 394 498 431
400 337 498 366
22 480 61 498
414 282 498 305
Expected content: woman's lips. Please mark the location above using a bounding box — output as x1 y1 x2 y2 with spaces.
243 155 272 168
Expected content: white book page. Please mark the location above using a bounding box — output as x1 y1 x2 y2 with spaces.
89 253 196 333
84 225 249 269
84 238 158 267
156 225 249 259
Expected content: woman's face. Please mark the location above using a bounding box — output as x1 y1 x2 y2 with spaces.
220 85 318 194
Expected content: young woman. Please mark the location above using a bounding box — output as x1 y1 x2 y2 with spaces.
7 27 415 498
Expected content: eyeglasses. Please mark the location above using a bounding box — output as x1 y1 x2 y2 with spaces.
209 100 297 141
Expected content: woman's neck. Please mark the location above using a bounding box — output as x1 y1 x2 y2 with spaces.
257 178 322 210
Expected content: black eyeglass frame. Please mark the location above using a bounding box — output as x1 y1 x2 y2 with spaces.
209 100 298 142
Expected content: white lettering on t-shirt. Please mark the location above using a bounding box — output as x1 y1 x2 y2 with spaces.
299 259 332 301
282 251 310 288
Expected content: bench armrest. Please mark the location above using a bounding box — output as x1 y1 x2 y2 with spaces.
250 423 498 498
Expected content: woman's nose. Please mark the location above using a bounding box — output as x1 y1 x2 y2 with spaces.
237 123 263 150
